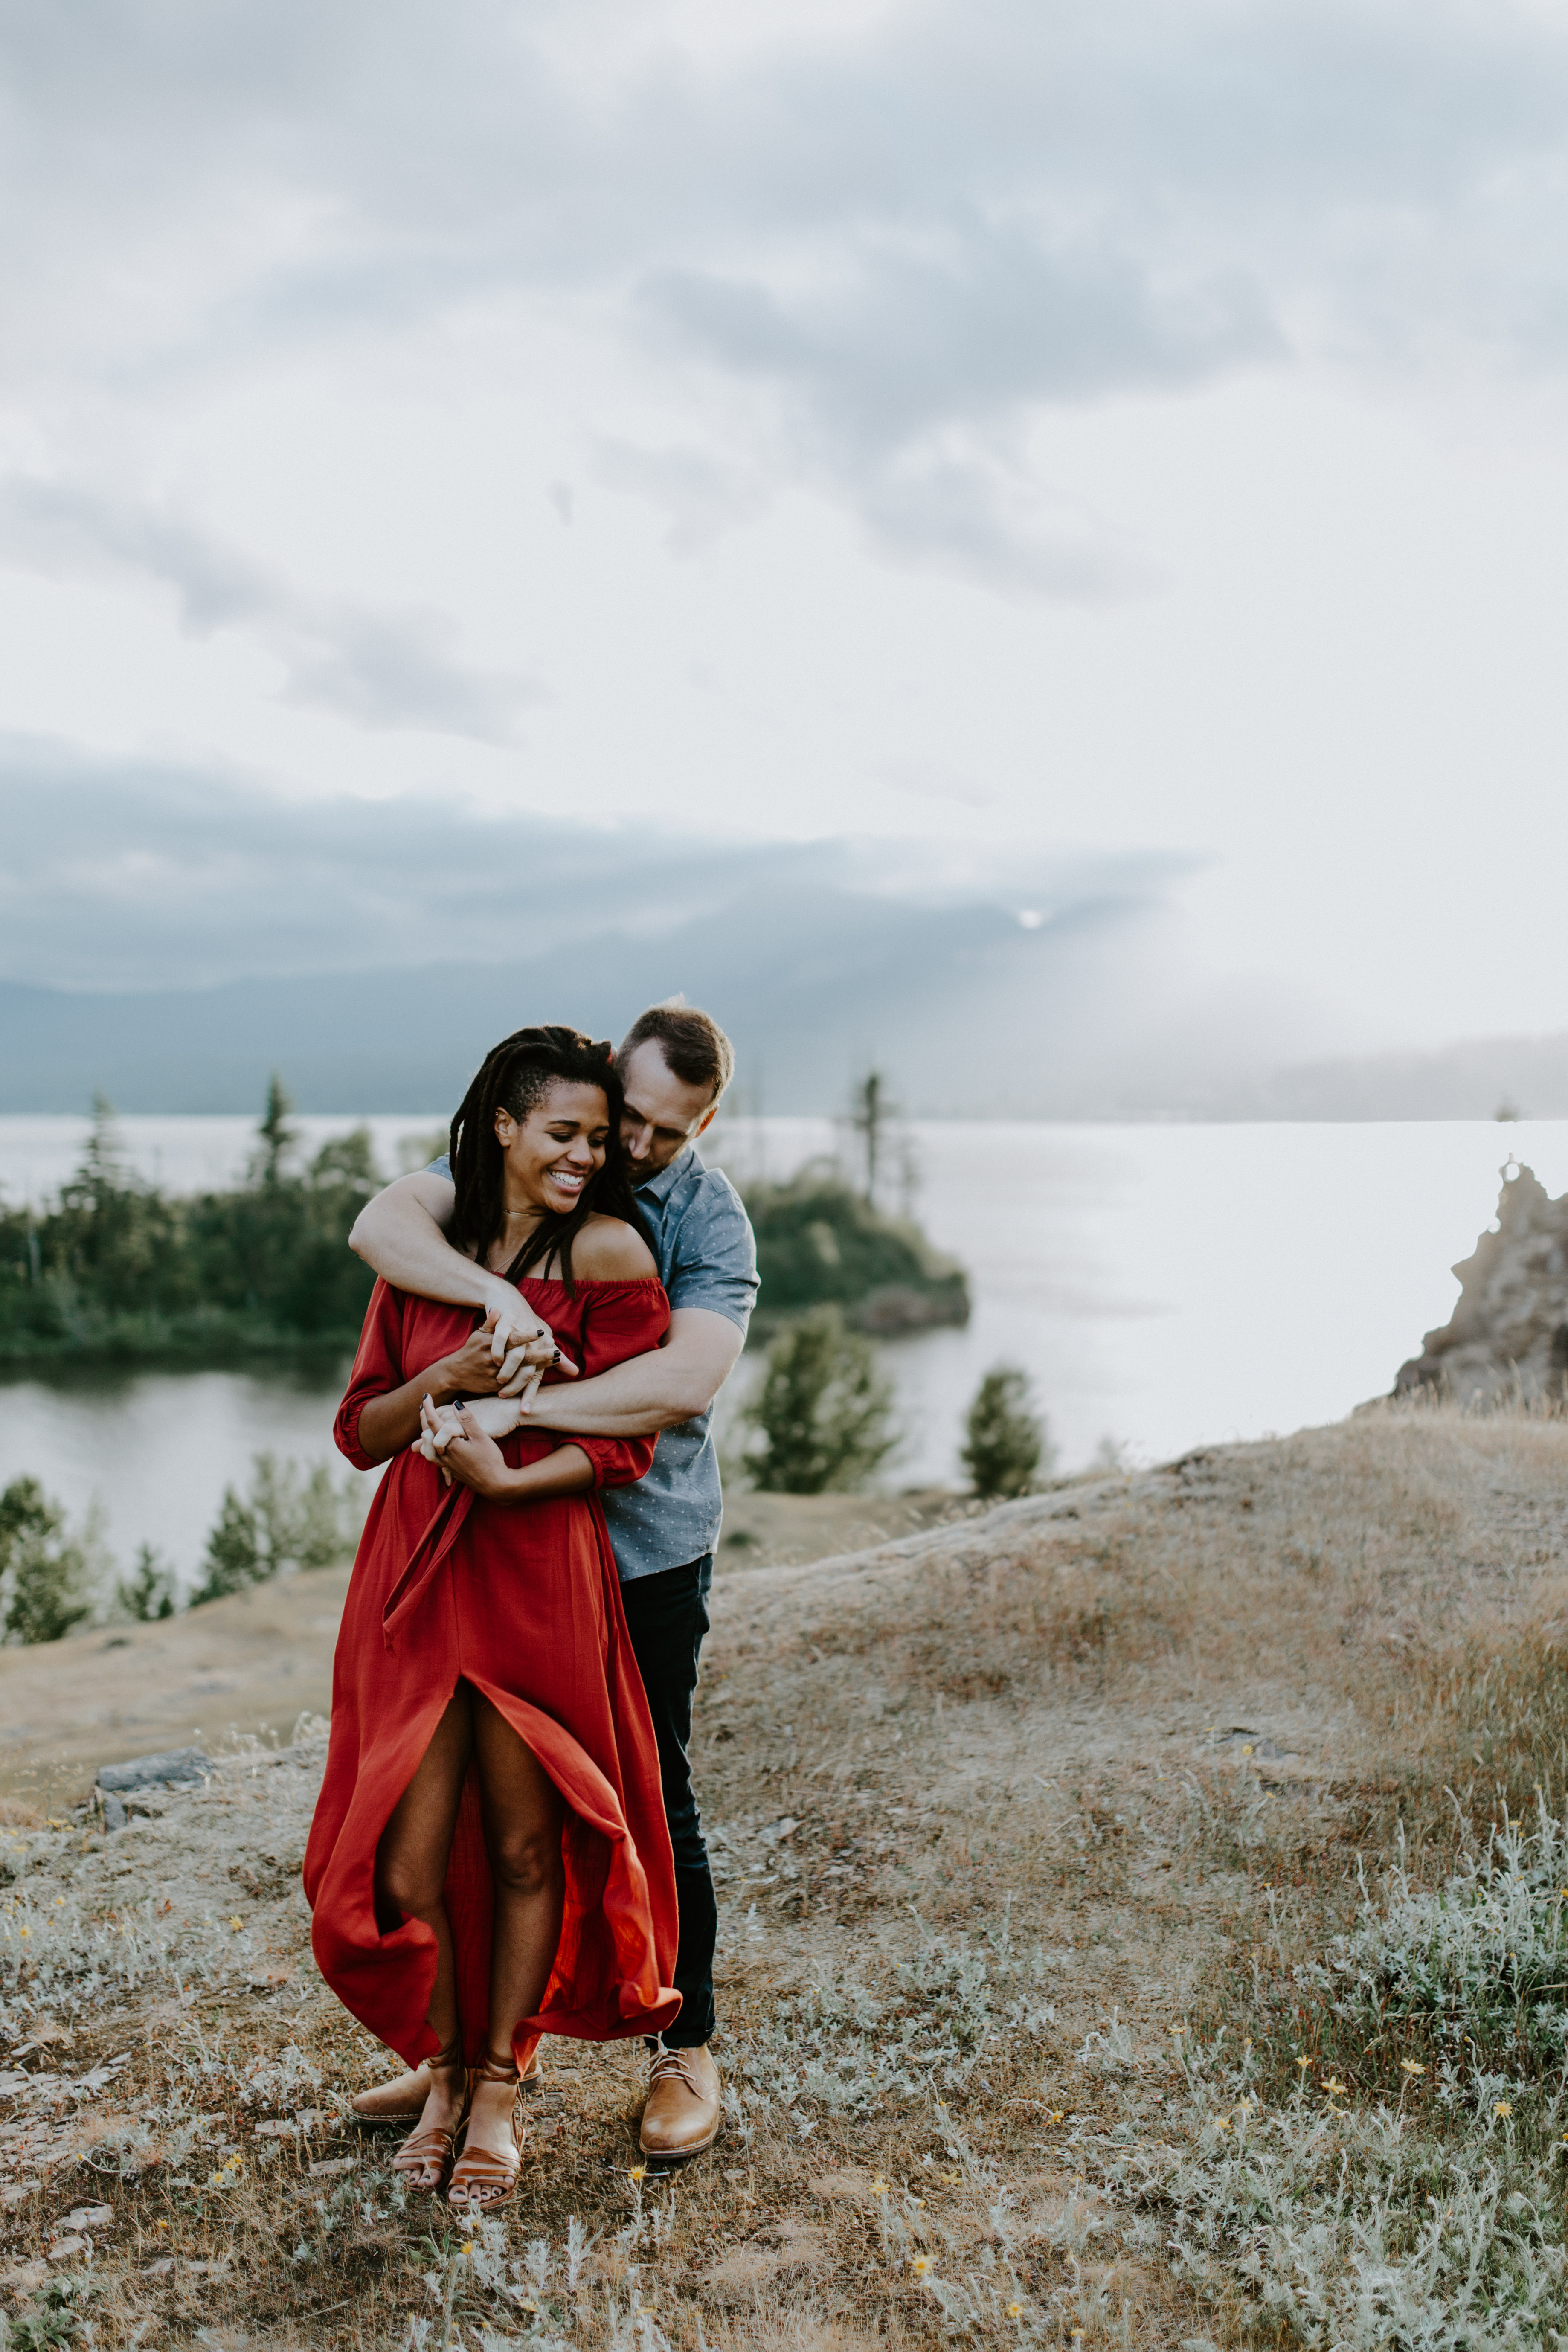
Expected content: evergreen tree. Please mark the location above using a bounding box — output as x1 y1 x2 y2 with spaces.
0 1477 92 1644
960 1362 1050 1501
191 1486 263 1604
118 1542 176 1621
253 1075 299 1186
189 1452 357 1605
743 1304 900 1493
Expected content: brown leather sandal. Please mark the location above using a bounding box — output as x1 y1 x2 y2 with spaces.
390 2038 470 2193
447 2053 525 2212
354 2046 543 2131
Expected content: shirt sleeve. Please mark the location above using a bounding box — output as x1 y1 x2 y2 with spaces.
426 1154 452 1179
664 1174 758 1336
334 1279 407 1471
563 1281 671 1490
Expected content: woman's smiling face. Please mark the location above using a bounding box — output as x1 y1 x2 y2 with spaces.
494 1077 610 1216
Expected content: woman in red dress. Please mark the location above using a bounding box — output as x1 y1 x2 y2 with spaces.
304 1025 679 2211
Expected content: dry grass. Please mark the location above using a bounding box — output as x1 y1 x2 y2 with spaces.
5 1401 1568 2347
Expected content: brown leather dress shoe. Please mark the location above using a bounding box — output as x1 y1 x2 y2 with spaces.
638 2043 722 2160
352 2048 542 2129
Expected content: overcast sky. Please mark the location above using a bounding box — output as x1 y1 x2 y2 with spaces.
4 0 1568 1068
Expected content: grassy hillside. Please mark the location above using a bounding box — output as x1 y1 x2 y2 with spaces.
4 1402 1568 2346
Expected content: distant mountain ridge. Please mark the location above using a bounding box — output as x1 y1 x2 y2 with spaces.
4 947 1565 1121
1218 1034 1568 1123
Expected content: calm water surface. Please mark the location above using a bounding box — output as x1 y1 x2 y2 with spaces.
3 1114 1565 1596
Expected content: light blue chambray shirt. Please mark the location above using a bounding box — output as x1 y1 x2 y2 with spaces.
430 1144 757 1581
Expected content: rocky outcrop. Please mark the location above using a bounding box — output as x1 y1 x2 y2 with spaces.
1394 1161 1568 1404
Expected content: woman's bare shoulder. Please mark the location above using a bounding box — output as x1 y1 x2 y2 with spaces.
571 1215 659 1281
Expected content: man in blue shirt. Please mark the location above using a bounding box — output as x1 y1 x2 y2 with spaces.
345 1004 756 2162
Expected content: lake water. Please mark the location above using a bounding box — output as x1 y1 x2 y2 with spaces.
3 1112 1565 1599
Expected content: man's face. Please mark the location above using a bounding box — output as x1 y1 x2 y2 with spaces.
619 1040 718 1181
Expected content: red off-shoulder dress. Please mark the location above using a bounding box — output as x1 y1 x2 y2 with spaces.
303 1275 680 2069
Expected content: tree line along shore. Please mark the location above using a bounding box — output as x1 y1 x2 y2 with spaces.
0 1084 969 1368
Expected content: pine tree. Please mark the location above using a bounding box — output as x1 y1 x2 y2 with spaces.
190 1487 263 1605
960 1363 1050 1501
0 1477 93 1644
254 1075 298 1186
118 1542 176 1621
743 1305 900 1493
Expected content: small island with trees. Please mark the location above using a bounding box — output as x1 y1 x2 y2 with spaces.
0 1079 971 1368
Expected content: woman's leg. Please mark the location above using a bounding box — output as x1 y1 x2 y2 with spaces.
459 1693 566 2181
373 1688 474 2183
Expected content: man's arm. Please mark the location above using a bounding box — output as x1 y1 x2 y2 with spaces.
523 1307 743 1437
350 1171 569 1396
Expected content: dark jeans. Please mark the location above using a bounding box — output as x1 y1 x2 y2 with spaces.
619 1553 717 2050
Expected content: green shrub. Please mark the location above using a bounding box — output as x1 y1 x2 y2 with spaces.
741 1304 900 1493
117 1542 176 1621
0 1477 94 1644
190 1452 359 1606
960 1362 1050 1500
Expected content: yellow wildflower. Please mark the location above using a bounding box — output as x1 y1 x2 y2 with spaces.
1322 2077 1348 2097
1007 2305 1023 2320
910 2255 932 2277
1401 2059 1426 2076
871 2177 890 2196
229 1916 243 1931
1495 2101 1513 2118
627 2165 647 2183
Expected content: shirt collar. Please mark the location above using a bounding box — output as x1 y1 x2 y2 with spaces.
635 1142 702 1205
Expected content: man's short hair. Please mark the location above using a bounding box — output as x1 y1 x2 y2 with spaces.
618 1001 735 1103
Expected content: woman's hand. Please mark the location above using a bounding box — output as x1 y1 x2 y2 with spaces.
429 1324 507 1402
418 1400 518 1501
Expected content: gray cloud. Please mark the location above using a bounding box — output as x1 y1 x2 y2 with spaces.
0 739 1192 994
0 478 539 740
6 2 1568 593
590 440 773 555
0 745 1342 1116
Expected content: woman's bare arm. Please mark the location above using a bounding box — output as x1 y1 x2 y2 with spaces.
350 1173 575 1400
356 1325 512 1465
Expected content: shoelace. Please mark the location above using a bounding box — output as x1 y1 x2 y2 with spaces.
648 2049 704 2096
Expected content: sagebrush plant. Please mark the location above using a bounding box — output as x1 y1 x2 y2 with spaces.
731 1907 1058 2125
1153 1796 1568 2343
1103 2027 1568 2350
